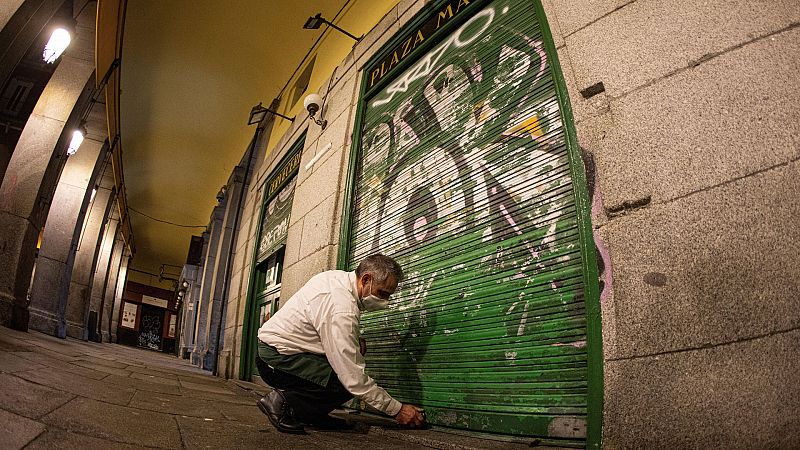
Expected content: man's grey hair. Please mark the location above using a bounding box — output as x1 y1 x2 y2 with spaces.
356 254 404 283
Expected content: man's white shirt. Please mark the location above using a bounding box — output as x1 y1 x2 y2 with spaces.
257 270 402 416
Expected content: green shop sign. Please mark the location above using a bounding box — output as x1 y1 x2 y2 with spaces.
366 0 473 93
256 137 304 262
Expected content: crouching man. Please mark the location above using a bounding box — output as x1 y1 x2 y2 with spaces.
256 254 425 433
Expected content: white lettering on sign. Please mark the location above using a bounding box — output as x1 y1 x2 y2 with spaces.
259 215 290 255
142 295 169 308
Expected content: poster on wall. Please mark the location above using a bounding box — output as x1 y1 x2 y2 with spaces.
121 302 138 329
168 313 176 338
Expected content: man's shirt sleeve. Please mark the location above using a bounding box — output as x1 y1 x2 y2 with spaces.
315 293 402 416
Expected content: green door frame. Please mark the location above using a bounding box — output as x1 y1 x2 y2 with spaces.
335 0 603 447
238 134 305 380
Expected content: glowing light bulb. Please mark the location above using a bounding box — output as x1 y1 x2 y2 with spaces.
67 129 84 155
43 28 71 63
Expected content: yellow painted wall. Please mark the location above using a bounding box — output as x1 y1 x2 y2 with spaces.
127 269 177 291
264 0 399 154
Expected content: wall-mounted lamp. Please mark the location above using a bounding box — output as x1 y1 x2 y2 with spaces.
303 13 362 43
182 280 189 289
248 102 294 125
66 122 86 156
43 27 71 63
68 58 119 157
303 93 327 129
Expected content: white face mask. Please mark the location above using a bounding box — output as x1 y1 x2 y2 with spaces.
361 280 389 311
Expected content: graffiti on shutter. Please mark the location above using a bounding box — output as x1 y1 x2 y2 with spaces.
348 0 591 443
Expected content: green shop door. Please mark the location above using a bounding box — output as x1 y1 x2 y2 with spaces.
342 0 601 446
250 247 285 379
240 136 304 381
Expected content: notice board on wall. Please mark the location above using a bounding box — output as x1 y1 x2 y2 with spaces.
121 302 138 329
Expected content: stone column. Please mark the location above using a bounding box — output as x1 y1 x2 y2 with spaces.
64 170 115 339
28 137 109 337
0 0 26 31
179 263 199 358
109 249 130 342
99 232 124 342
192 205 224 367
185 234 209 359
86 211 117 341
0 3 95 330
220 119 270 380
203 166 244 372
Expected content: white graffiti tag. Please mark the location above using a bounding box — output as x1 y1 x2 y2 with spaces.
372 8 495 107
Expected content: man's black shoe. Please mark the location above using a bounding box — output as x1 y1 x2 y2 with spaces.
306 415 355 431
257 391 305 434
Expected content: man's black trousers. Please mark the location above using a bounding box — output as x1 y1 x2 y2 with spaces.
255 355 353 423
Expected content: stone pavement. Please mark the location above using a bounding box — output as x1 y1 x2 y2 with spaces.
0 326 544 449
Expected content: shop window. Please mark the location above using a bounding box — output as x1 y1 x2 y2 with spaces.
1 78 33 115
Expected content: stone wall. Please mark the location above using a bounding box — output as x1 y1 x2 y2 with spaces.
223 0 799 446
541 0 800 447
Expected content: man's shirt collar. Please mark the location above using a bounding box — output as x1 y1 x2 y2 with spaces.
349 271 364 311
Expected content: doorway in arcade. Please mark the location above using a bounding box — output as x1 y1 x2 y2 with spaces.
138 304 164 350
116 281 178 353
241 137 302 381
343 0 601 446
245 178 294 380
251 246 285 380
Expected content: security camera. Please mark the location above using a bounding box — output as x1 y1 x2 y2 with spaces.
303 93 327 129
303 93 322 116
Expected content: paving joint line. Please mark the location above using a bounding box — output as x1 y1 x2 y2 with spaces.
562 0 637 39
6 369 250 419
594 155 800 228
664 155 800 204
607 21 800 103
174 414 189 450
608 325 800 362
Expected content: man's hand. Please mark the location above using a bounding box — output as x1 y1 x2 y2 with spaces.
359 338 367 356
394 403 425 427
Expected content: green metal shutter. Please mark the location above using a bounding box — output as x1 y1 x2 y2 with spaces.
346 0 595 445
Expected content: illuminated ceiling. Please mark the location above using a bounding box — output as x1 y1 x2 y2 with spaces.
120 0 397 277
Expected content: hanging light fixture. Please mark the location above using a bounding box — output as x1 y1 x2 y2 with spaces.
66 124 86 156
43 27 71 63
303 13 362 42
248 102 294 125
